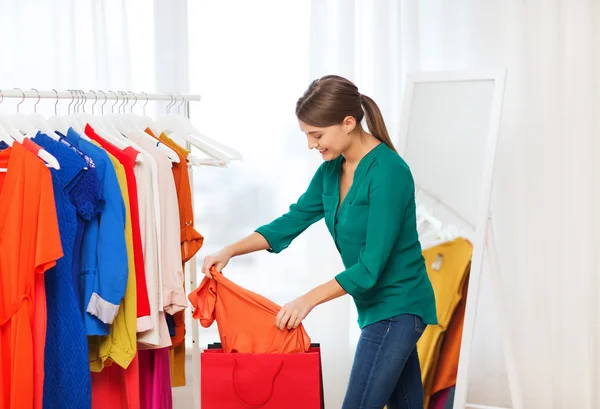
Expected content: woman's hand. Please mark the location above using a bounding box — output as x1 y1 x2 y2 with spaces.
276 295 315 331
201 247 233 279
275 279 348 330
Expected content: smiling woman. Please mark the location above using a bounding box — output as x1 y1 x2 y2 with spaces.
202 74 437 409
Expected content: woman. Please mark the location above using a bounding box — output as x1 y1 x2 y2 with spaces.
201 75 437 408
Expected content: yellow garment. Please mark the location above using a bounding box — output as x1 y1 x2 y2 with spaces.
159 133 191 158
416 238 472 407
89 147 137 372
169 343 187 387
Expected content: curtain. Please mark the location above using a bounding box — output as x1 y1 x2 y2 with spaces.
310 1 600 408
0 0 156 114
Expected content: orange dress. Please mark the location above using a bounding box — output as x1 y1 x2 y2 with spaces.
188 267 311 354
0 142 63 409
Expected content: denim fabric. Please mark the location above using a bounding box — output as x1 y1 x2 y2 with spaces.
342 314 426 409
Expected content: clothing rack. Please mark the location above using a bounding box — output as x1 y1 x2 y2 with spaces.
0 89 201 102
2 88 204 408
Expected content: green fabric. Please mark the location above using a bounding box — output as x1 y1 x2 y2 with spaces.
256 143 437 328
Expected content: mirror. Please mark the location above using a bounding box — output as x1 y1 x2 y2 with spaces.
397 70 520 409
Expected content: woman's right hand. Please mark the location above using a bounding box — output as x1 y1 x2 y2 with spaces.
201 247 233 279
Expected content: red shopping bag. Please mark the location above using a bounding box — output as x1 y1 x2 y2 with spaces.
201 346 323 409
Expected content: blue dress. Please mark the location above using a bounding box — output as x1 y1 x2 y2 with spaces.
33 132 101 409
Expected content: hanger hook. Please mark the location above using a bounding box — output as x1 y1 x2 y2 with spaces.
120 91 128 114
67 90 75 115
71 90 77 113
119 91 126 114
89 90 98 116
30 88 41 113
79 90 85 113
76 90 82 113
52 89 59 115
129 91 137 114
72 90 78 113
14 88 25 113
80 90 87 114
98 90 107 115
75 90 81 113
110 91 119 113
117 91 124 114
177 93 185 115
141 91 149 116
167 92 175 115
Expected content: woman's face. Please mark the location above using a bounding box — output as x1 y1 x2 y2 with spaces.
299 116 356 161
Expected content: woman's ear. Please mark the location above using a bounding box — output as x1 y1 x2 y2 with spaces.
343 116 356 133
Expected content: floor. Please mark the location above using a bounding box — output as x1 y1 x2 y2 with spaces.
172 352 195 409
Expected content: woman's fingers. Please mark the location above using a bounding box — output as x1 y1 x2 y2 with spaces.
202 257 214 279
276 307 292 331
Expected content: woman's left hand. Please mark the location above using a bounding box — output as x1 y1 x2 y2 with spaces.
276 295 315 331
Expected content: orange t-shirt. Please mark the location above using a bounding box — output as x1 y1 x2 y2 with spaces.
188 267 311 354
0 142 63 409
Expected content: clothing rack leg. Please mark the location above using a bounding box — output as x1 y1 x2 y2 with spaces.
184 100 202 409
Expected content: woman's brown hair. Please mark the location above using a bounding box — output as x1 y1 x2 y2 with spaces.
295 75 397 152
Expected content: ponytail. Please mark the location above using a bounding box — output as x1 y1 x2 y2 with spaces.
360 94 397 153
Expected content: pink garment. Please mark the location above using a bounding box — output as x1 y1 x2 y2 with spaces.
139 348 173 409
429 388 450 409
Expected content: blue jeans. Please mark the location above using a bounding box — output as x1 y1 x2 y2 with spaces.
341 314 426 409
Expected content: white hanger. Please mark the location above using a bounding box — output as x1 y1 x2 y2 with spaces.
87 91 143 163
0 121 12 147
0 92 60 171
45 89 71 136
131 92 226 167
47 89 83 135
422 225 462 249
27 89 59 140
155 93 241 164
8 88 59 142
416 201 465 249
120 92 180 163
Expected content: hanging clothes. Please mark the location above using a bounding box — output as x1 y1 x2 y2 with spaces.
145 129 204 388
85 124 151 330
89 142 140 409
0 142 63 409
88 142 137 372
416 237 472 408
128 130 185 351
139 348 173 409
1 94 212 407
61 128 129 336
129 131 186 316
429 267 469 406
31 132 100 409
132 145 164 348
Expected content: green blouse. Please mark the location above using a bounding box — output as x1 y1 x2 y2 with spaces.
256 143 437 328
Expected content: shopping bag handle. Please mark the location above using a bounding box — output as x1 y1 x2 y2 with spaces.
232 358 284 408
